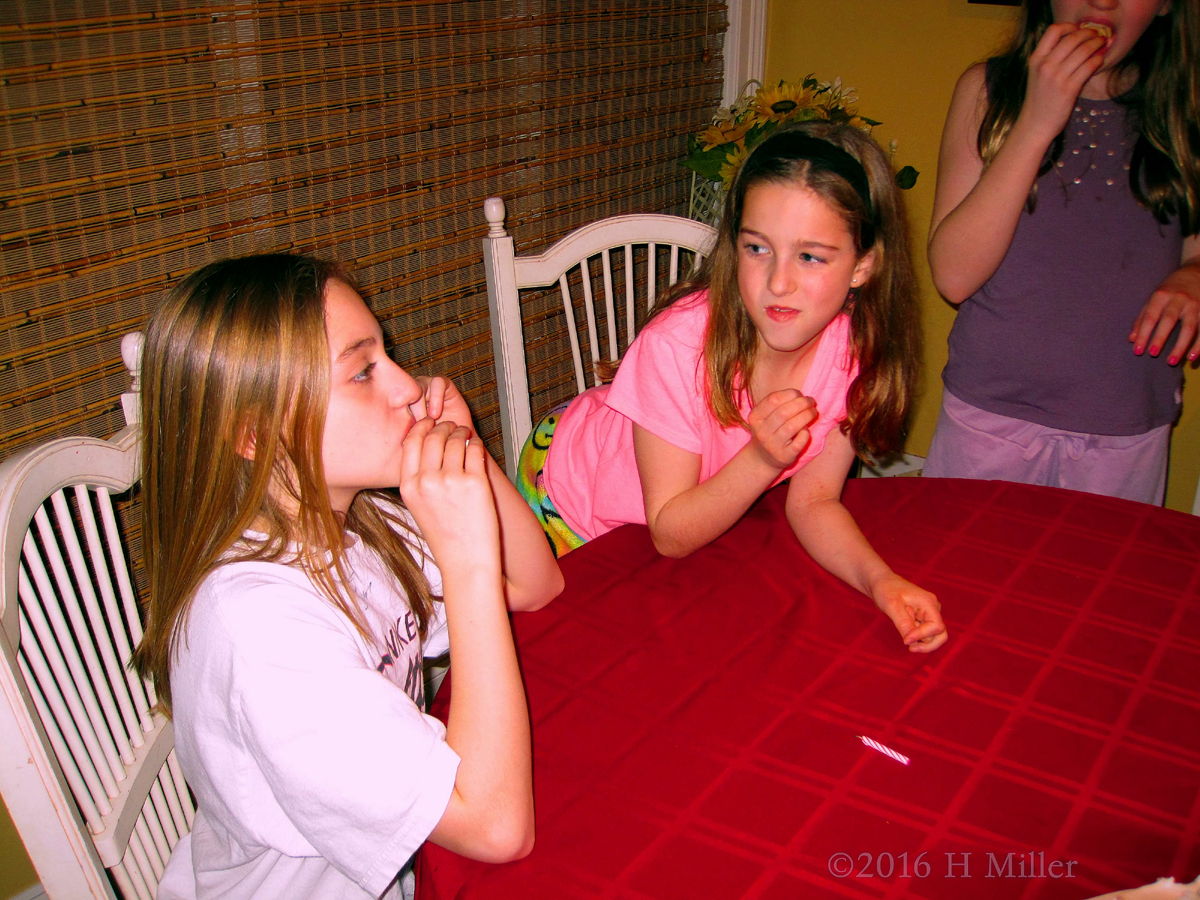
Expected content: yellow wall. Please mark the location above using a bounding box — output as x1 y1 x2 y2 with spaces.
765 0 1200 512
1 796 38 899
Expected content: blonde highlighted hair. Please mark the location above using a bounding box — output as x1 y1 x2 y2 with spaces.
132 255 434 714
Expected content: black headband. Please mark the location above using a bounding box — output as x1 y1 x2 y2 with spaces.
748 130 875 225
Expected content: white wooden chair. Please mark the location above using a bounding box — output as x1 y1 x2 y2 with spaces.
0 333 194 900
482 197 718 479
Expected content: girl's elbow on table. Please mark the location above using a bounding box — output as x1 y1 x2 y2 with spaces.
506 571 564 612
474 815 535 864
644 510 700 559
650 536 694 560
435 795 536 863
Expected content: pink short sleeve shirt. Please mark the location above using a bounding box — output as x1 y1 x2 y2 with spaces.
543 291 857 541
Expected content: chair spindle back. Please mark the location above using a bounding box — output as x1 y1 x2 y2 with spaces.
0 331 194 900
482 197 717 479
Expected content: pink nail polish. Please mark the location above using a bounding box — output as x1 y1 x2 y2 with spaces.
1169 356 1179 366
1134 345 1144 355
1149 346 1160 356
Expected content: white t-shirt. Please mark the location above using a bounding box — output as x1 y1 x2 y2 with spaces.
157 515 458 900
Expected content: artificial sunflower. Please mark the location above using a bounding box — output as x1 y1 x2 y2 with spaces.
717 142 750 188
682 74 919 222
750 80 815 126
696 118 753 151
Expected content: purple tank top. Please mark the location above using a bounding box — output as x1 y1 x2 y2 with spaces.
943 91 1183 435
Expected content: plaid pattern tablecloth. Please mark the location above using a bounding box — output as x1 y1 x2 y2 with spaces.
418 478 1200 899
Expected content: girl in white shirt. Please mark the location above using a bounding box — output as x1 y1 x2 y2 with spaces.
134 254 562 900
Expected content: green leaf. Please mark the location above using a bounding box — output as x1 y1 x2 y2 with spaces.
788 108 821 124
752 121 776 142
894 165 920 190
680 144 730 182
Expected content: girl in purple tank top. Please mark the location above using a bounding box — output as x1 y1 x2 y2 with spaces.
924 0 1200 504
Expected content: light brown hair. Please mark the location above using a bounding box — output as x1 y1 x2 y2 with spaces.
659 121 920 458
132 254 434 714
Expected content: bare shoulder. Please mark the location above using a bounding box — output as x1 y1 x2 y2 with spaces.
948 62 990 131
938 61 991 176
958 61 989 95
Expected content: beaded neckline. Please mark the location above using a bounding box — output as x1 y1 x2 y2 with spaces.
1051 102 1130 191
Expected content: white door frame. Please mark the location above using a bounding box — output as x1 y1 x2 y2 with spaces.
723 0 768 106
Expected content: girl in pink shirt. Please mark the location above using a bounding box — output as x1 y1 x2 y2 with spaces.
520 121 947 653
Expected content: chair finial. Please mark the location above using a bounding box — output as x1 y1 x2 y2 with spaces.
484 197 507 237
120 331 144 426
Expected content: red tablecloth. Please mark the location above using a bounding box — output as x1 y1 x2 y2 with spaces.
418 477 1200 899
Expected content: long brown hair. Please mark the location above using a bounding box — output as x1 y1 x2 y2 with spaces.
660 121 920 458
979 1 1199 230
132 254 435 714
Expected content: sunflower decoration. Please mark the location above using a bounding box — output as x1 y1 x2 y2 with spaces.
695 117 753 151
815 77 858 114
717 142 751 187
750 80 818 126
682 74 918 199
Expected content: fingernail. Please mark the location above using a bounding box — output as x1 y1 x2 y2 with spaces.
1149 346 1160 356
1134 345 1144 355
1169 356 1179 366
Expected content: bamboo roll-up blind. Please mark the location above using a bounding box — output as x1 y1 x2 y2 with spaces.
0 0 725 469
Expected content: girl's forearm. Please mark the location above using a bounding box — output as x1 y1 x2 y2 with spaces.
432 567 534 862
484 456 563 611
646 446 778 558
785 496 894 598
929 118 1055 302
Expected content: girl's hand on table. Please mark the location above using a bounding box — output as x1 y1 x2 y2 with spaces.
1130 258 1200 365
747 390 818 471
871 574 948 653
